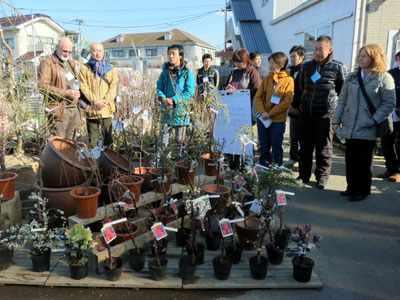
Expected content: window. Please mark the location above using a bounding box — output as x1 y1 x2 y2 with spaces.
146 49 157 56
112 49 124 57
3 38 14 49
304 24 331 59
129 49 136 57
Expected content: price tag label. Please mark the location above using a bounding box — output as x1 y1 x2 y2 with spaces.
101 225 116 244
250 201 262 214
219 218 233 237
276 193 287 206
151 222 168 240
122 190 135 202
91 146 102 159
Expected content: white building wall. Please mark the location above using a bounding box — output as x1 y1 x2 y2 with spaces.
250 0 357 69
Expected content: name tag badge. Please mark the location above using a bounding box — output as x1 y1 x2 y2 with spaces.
271 95 281 105
65 71 74 81
203 76 209 83
311 71 321 83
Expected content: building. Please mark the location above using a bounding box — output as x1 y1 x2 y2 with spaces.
102 28 216 71
0 14 66 63
227 0 400 70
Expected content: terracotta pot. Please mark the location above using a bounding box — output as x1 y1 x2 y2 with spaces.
41 137 92 188
202 184 231 214
110 222 139 246
149 168 172 194
175 161 198 185
235 217 267 250
33 177 92 217
133 167 153 192
201 153 217 176
0 172 18 201
117 175 144 203
98 149 130 181
70 186 101 219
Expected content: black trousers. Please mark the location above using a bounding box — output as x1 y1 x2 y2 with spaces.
345 139 376 196
381 121 400 173
298 114 333 182
86 117 113 148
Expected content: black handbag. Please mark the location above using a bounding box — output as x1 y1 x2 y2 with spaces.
357 71 393 137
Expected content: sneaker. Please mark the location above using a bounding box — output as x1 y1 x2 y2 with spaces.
283 159 297 167
296 176 309 185
317 180 327 190
377 170 394 178
387 173 400 182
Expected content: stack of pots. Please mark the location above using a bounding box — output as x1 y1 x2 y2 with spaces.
38 137 94 217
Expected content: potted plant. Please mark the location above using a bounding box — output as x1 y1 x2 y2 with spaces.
212 236 232 280
0 100 18 201
17 193 66 272
290 224 321 282
148 237 168 281
65 224 95 280
0 212 14 271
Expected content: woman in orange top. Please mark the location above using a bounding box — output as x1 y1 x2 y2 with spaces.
254 52 294 166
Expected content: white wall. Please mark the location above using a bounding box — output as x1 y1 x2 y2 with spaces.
250 0 356 69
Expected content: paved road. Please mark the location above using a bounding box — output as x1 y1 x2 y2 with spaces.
1 138 399 300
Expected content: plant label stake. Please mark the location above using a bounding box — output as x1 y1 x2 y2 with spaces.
102 218 127 230
77 147 92 161
276 193 287 206
164 226 178 232
219 218 233 237
229 218 245 223
232 201 244 217
151 222 168 240
91 146 102 159
275 190 295 196
170 199 178 214
250 200 263 214
122 190 136 202
101 225 117 244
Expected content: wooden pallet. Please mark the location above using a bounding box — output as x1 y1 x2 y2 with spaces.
0 244 323 289
68 174 216 227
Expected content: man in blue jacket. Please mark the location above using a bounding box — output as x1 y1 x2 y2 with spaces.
157 44 195 160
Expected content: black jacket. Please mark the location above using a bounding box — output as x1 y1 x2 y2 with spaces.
289 63 303 114
388 67 400 109
299 58 346 116
196 67 219 93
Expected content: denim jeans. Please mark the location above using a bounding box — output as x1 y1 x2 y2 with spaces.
257 120 285 166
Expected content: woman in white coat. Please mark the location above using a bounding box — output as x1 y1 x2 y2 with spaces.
333 44 395 201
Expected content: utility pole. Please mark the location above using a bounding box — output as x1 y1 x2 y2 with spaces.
73 18 84 56
224 0 227 51
31 12 36 57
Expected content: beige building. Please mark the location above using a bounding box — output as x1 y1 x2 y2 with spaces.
102 28 216 71
0 14 66 63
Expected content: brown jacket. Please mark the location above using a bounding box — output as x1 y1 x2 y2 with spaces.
254 70 294 123
38 54 78 106
79 63 118 119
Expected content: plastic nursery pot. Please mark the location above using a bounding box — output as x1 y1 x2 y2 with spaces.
274 229 291 249
150 239 168 257
201 153 218 176
202 184 231 214
148 256 168 281
104 257 123 281
70 186 101 219
69 261 89 280
149 168 172 194
0 172 18 201
205 231 222 251
225 242 243 264
266 242 284 265
30 247 51 272
133 167 153 193
175 228 191 247
186 243 205 265
212 255 232 280
41 137 92 188
128 248 145 272
117 175 144 204
0 245 13 271
235 217 267 250
178 255 197 280
175 161 198 185
292 256 314 283
249 255 269 280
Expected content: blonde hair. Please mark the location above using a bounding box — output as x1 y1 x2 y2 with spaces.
357 44 387 74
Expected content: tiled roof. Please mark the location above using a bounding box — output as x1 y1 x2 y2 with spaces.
0 14 51 27
17 51 44 61
216 50 234 59
102 28 215 49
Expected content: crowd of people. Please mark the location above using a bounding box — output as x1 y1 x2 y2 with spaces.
38 35 400 202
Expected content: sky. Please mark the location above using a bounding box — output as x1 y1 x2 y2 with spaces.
1 0 231 50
